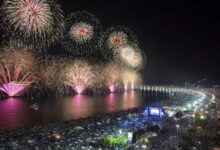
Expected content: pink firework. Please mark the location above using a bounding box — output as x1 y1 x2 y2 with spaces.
109 84 116 93
0 64 38 97
73 84 85 95
0 82 25 97
69 22 94 43
107 31 128 49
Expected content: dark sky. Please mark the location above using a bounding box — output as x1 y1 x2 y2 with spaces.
0 0 219 86
59 0 219 86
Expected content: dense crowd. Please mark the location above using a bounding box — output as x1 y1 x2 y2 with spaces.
0 90 219 150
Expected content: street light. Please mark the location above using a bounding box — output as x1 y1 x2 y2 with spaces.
119 129 122 134
200 115 205 120
142 145 147 150
176 124 180 134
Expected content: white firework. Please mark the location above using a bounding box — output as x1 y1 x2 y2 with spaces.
69 22 94 43
101 63 121 92
121 69 141 90
63 60 95 94
2 0 64 49
7 0 52 33
118 45 143 69
107 31 128 49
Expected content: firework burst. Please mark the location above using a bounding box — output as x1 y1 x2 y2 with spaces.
101 63 121 92
69 22 94 44
107 31 128 49
61 11 103 57
121 69 141 91
0 64 38 97
62 60 95 94
1 0 64 50
0 47 39 97
114 44 144 70
102 26 138 61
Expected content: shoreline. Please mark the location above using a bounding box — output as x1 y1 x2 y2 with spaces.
0 106 145 134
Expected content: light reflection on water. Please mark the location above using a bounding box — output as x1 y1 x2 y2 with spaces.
0 91 160 131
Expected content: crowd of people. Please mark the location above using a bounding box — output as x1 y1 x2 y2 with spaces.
0 90 219 150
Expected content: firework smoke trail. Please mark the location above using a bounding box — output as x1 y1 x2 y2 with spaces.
61 11 103 57
102 26 138 61
62 60 95 94
39 56 61 88
37 56 71 96
1 0 64 51
0 46 35 69
114 43 144 70
0 46 39 97
102 63 121 93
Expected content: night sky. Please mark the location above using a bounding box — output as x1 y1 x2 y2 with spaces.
1 0 219 86
60 0 220 86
